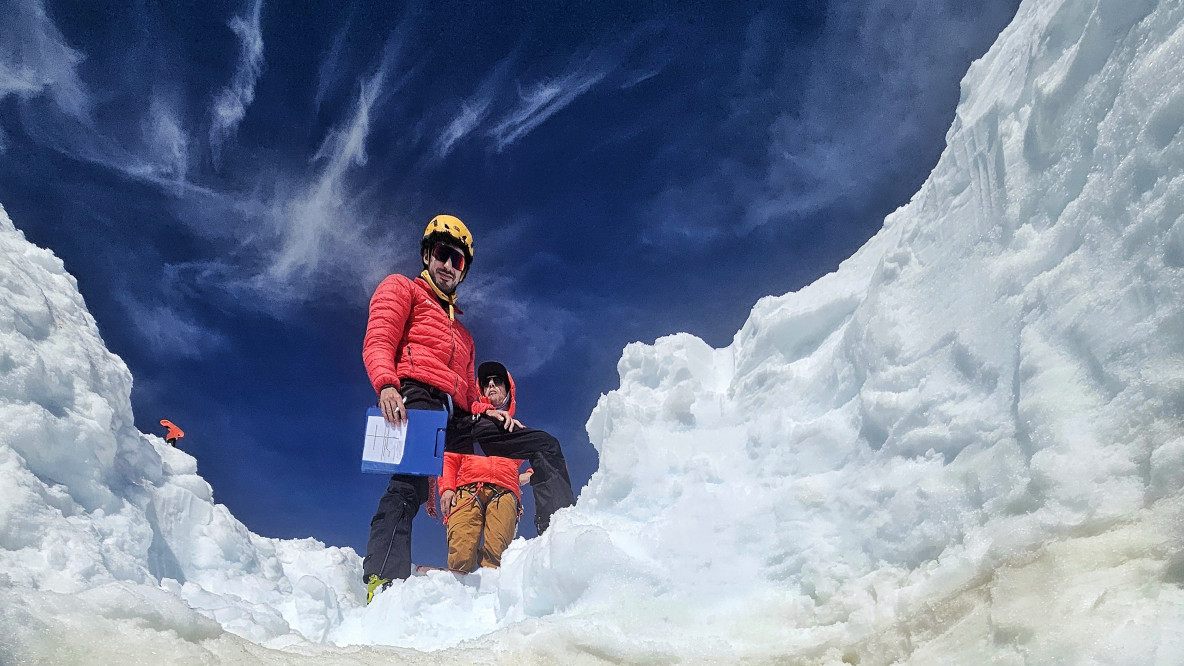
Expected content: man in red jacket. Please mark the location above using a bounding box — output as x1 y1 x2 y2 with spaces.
439 361 529 573
361 215 576 600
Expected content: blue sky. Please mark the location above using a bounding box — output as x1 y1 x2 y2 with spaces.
0 0 1019 566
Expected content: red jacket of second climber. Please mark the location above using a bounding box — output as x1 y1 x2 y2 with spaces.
362 274 480 409
439 452 526 500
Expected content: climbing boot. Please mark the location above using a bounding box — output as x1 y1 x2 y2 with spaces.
365 574 390 604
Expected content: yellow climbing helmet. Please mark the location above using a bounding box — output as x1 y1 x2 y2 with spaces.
421 214 474 262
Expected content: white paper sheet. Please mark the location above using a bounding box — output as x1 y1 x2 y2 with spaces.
361 414 407 465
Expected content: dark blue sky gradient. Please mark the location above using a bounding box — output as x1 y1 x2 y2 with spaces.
0 0 1019 566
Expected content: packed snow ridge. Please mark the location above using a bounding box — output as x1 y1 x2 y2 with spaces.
3 0 1184 662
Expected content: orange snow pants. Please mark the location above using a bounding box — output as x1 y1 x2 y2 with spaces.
445 483 519 573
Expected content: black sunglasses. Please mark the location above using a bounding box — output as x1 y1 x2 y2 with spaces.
481 376 506 389
431 243 467 271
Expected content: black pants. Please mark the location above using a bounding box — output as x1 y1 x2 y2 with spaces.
362 380 578 582
361 473 428 582
448 415 576 534
361 380 455 582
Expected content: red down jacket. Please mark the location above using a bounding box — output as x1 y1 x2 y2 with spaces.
441 368 525 499
439 452 526 500
362 274 480 409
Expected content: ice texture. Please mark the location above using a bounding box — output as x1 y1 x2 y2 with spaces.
2 0 1184 662
0 206 365 659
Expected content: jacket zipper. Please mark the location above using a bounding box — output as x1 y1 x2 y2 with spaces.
448 318 458 396
422 278 462 400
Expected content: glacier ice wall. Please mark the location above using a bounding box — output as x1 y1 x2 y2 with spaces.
0 206 364 657
573 0 1184 660
587 0 1184 579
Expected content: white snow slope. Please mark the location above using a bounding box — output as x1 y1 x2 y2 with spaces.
3 0 1184 662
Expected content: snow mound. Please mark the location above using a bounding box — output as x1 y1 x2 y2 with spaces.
571 0 1184 660
0 205 364 657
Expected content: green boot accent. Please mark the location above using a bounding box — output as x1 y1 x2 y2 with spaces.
366 574 390 604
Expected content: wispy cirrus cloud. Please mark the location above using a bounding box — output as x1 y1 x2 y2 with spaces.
643 1 1018 248
165 79 400 313
5 0 675 329
64 17 427 321
441 22 668 157
743 0 1014 231
191 26 420 310
276 32 413 280
117 293 229 359
434 56 515 159
143 92 193 183
0 0 89 118
314 18 353 114
620 68 662 90
0 1 206 191
266 70 386 288
460 270 577 377
436 99 493 158
0 0 416 320
210 0 266 161
489 67 607 153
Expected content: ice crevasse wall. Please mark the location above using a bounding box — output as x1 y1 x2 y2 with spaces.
0 0 1183 661
577 0 1184 659
0 213 364 648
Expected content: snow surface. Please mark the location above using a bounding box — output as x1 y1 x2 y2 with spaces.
3 0 1184 662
